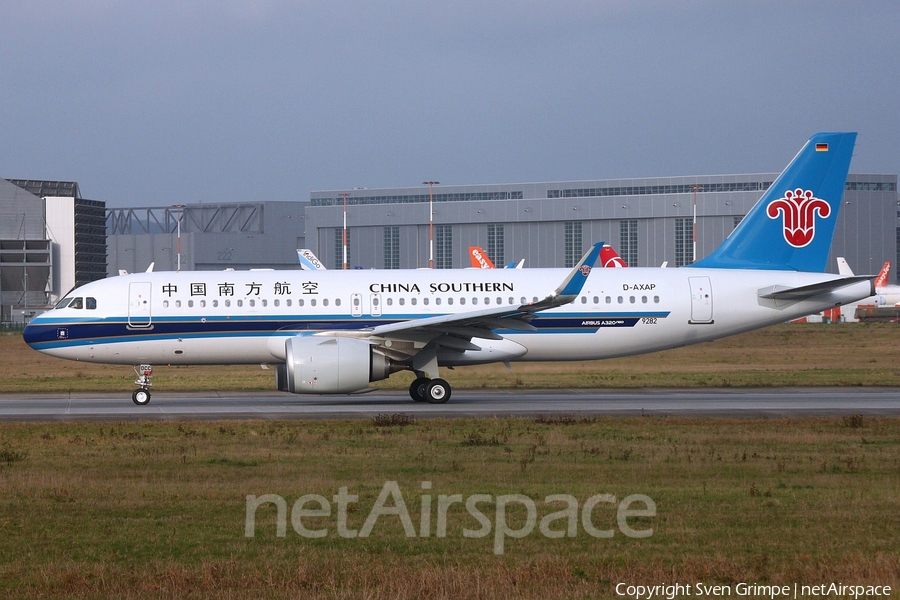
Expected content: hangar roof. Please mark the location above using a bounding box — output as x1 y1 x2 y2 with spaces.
4 180 80 199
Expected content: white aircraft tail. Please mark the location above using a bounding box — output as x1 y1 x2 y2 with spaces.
298 249 327 271
836 257 854 276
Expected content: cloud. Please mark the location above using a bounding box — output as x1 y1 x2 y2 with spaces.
1 1 897 203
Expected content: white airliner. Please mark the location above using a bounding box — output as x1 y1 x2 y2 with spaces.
838 259 900 306
24 133 873 405
836 258 898 322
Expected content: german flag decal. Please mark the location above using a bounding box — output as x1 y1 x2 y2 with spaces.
815 143 829 151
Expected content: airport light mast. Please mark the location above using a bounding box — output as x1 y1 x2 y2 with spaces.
423 181 439 268
690 185 703 263
339 192 350 269
173 204 183 272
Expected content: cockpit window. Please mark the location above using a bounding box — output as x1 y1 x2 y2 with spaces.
55 297 73 309
86 297 97 310
69 297 84 310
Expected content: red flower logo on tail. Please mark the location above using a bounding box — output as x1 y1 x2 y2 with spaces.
766 189 830 248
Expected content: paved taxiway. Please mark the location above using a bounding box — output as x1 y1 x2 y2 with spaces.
1 388 899 421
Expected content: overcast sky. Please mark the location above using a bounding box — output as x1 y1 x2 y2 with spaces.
2 1 898 207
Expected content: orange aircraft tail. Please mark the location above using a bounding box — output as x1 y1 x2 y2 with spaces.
469 246 495 269
874 262 891 288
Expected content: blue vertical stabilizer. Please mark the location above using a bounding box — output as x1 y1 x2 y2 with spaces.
691 132 856 272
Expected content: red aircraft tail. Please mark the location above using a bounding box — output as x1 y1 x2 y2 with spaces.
600 244 627 267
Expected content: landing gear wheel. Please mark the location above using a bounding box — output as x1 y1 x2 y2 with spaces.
132 364 153 406
424 378 451 404
132 389 151 406
409 377 430 402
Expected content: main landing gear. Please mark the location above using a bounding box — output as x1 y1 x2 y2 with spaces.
409 377 452 404
132 364 152 406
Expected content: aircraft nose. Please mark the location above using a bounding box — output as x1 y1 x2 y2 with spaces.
22 318 51 347
22 321 38 346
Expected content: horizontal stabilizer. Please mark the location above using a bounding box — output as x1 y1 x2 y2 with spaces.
758 276 874 302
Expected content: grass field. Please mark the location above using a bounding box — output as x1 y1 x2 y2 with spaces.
3 322 900 393
1 324 898 598
0 417 898 599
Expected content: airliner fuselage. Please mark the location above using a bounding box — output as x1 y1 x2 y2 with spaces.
25 266 870 366
22 132 870 405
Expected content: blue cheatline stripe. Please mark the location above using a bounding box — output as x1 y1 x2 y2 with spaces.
26 311 671 350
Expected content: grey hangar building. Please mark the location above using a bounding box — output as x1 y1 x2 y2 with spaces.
303 173 898 274
2 168 898 326
104 172 897 278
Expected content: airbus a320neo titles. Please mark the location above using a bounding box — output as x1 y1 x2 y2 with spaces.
24 133 874 405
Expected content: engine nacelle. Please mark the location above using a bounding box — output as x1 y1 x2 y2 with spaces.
282 336 393 394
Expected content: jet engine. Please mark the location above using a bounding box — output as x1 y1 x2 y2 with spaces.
278 336 394 394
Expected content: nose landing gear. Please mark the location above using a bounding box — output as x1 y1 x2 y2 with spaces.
132 364 152 405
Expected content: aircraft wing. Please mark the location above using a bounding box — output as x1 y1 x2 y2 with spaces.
326 243 602 357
